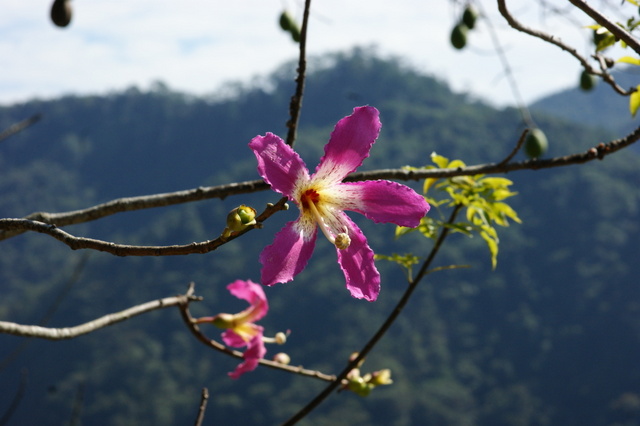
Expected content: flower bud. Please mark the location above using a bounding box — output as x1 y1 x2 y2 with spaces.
347 376 372 397
272 352 291 365
348 352 365 368
222 205 257 238
275 331 287 345
368 369 393 386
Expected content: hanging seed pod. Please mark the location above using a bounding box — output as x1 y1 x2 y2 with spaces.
462 5 479 30
51 0 72 28
579 70 597 91
450 23 468 50
279 11 294 31
524 128 548 159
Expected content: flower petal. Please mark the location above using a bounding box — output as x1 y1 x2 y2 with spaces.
221 328 248 347
336 216 380 301
314 106 381 183
336 180 430 227
222 321 263 346
226 280 268 321
260 220 317 286
228 332 266 379
249 132 310 198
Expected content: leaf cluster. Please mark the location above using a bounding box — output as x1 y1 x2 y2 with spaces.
396 153 520 270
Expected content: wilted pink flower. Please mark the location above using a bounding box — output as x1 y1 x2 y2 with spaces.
197 279 268 379
249 106 430 301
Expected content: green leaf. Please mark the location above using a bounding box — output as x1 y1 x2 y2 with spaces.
629 85 640 116
430 152 449 168
480 177 514 188
423 177 438 194
375 253 420 278
617 56 640 65
480 230 499 269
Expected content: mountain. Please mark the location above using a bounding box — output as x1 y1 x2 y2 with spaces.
1 48 639 426
531 66 640 147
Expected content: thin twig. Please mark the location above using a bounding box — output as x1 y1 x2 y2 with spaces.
0 114 42 143
68 382 85 426
0 179 269 241
498 129 528 166
177 287 337 382
2 124 639 244
0 198 288 256
193 388 209 426
477 1 534 126
0 253 89 371
497 0 631 96
0 369 28 426
285 0 311 147
568 0 640 55
282 206 462 425
0 291 200 339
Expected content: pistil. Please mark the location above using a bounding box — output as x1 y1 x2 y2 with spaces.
307 200 350 249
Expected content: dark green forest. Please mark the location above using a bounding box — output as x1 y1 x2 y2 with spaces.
1 50 639 425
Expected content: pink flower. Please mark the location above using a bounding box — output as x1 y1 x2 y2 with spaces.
249 106 430 301
197 280 268 379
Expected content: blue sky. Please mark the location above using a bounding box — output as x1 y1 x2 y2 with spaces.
0 0 630 107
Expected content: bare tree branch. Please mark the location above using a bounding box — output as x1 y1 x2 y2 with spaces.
282 205 463 425
2 124 638 246
193 388 209 426
0 254 89 372
0 114 42 143
0 291 201 339
568 0 640 55
0 179 269 241
285 0 311 147
0 369 28 426
177 283 337 382
0 198 288 256
497 0 632 96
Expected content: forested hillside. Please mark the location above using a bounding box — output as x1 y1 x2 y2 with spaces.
531 67 640 143
1 49 639 426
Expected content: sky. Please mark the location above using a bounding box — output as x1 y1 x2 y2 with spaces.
0 0 632 108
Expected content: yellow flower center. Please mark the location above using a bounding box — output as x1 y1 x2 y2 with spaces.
300 188 350 250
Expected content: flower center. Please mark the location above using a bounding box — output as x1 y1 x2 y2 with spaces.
300 188 320 208
301 188 350 250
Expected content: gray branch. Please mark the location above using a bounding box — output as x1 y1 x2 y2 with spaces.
2 124 638 246
497 0 631 96
0 291 200 340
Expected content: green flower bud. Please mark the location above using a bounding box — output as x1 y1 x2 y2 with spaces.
222 205 257 239
347 376 372 397
368 369 393 386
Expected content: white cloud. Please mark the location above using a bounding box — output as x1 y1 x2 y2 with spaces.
0 0 633 107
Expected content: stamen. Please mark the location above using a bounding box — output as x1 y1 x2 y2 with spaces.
307 201 351 249
307 200 336 244
334 232 351 249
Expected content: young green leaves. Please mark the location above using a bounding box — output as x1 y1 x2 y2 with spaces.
396 153 521 270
